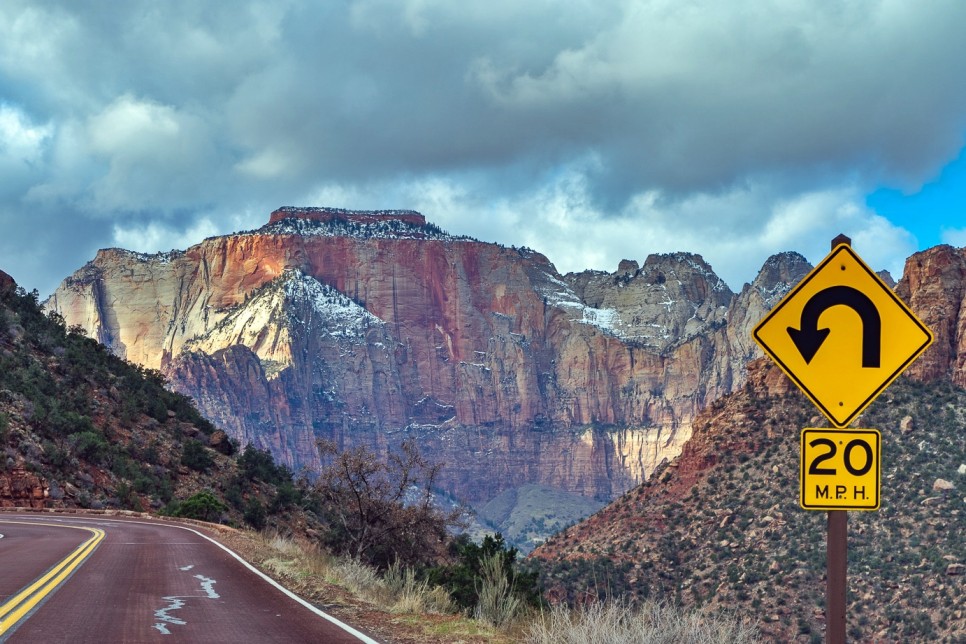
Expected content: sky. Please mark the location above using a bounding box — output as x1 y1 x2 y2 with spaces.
2 0 966 298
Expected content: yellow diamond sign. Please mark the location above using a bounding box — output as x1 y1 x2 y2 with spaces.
754 243 933 427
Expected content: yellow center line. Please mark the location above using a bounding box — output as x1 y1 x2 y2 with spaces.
0 521 105 636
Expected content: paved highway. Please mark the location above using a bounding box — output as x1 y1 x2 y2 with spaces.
0 514 378 643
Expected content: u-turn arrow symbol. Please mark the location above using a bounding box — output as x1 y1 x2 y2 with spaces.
786 285 881 368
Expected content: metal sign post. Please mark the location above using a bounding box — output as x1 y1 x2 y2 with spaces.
827 510 846 644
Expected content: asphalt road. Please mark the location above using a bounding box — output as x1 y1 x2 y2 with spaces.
0 514 378 643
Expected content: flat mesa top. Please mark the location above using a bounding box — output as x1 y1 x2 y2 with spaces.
753 243 932 427
268 207 426 227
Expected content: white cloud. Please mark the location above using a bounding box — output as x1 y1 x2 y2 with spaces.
234 148 293 179
941 228 966 248
88 96 182 155
0 103 51 164
0 0 963 296
379 168 916 289
85 95 218 212
112 218 219 253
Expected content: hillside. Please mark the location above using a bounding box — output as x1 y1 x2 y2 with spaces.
530 357 965 641
0 270 296 527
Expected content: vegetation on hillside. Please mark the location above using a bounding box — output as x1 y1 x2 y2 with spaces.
0 283 301 529
530 363 965 642
0 285 221 510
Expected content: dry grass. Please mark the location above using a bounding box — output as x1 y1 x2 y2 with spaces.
473 552 523 627
525 601 760 644
383 563 455 614
257 532 455 615
247 531 528 642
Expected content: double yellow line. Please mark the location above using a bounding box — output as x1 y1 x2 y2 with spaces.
0 522 105 636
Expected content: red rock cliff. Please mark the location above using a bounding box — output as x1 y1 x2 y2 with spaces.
46 209 805 507
895 244 966 385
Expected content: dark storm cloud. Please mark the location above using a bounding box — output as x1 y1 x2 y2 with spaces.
1 0 965 295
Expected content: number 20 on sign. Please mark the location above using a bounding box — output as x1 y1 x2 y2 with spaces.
800 428 880 510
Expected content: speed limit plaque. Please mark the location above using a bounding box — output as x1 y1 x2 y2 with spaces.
800 428 880 511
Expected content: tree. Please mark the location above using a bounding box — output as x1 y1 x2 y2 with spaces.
313 440 462 569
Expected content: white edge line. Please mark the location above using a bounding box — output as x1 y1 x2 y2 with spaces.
1 517 379 644
178 524 381 644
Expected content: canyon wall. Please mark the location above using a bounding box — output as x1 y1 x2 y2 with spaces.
47 207 810 506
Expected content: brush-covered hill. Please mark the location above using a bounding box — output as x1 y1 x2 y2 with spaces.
529 243 966 641
529 357 965 641
0 270 294 526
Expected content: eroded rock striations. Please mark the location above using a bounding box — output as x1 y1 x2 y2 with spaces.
896 244 966 385
47 207 807 508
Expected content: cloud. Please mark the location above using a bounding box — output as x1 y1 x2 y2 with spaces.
112 217 220 253
0 0 963 298
85 95 219 212
0 103 51 165
0 103 52 204
381 163 915 289
467 0 966 198
941 228 966 248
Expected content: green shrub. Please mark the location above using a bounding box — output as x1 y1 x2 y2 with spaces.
237 444 291 485
427 533 543 612
170 491 225 522
244 497 267 530
71 431 109 463
181 439 214 472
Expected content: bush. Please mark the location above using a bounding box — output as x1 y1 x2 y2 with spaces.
271 480 300 512
181 439 214 472
237 444 291 485
313 440 461 569
428 533 543 612
169 491 226 522
71 431 109 463
382 562 454 615
474 551 523 626
244 497 267 530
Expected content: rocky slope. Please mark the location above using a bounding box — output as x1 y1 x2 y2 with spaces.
530 358 965 641
529 245 966 640
47 207 808 522
896 244 966 385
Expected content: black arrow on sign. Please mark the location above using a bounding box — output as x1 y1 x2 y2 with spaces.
787 285 881 367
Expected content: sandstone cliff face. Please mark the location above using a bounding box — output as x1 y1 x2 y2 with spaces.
47 207 806 507
895 244 966 385
708 251 813 396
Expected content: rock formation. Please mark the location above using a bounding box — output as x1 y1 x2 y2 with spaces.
47 207 808 509
0 467 49 508
895 244 966 385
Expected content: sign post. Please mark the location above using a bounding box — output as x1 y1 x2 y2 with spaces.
753 234 933 643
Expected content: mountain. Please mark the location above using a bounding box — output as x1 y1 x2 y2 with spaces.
46 206 809 539
529 245 966 641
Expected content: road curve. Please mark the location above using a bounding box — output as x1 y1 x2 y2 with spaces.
0 514 378 643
